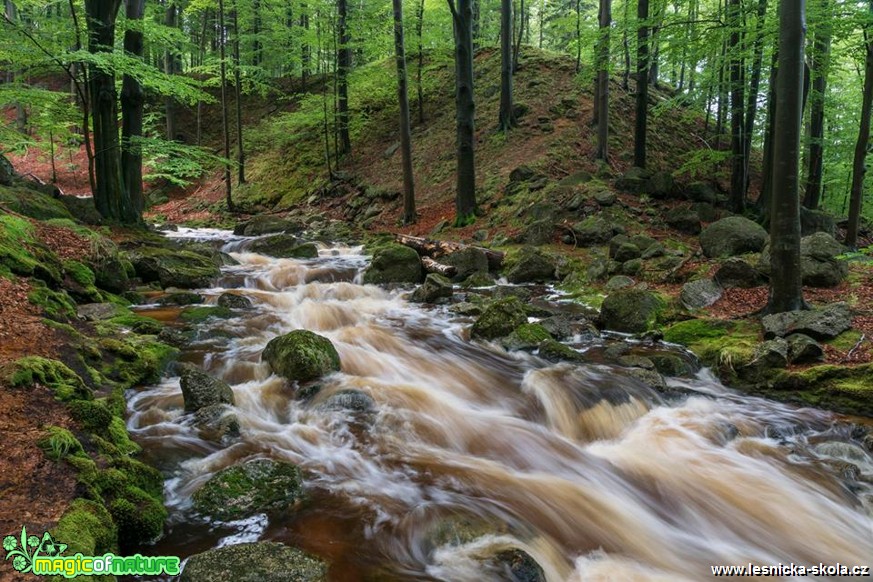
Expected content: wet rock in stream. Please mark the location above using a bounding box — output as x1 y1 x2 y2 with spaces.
263 330 342 383
181 541 326 582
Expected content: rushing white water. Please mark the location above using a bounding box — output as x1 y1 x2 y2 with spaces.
128 232 873 581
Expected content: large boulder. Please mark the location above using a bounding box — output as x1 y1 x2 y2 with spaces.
182 542 326 582
262 330 341 383
127 246 221 289
194 403 241 442
800 232 848 288
762 303 853 340
471 297 528 340
665 207 702 235
615 166 650 193
250 235 318 259
233 215 304 236
680 278 723 309
572 216 620 246
800 208 837 237
699 216 767 258
179 364 235 413
218 293 253 309
363 244 423 284
715 257 767 288
193 458 305 521
410 273 453 303
506 247 557 283
441 247 489 281
600 289 666 334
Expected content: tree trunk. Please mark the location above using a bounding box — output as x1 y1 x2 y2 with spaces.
498 0 517 130
513 0 524 72
634 0 649 168
448 0 478 225
575 0 581 73
196 9 209 146
767 0 806 313
416 0 425 123
728 0 745 213
757 48 778 214
217 0 233 211
121 0 145 216
392 0 416 224
622 0 630 90
845 1 873 248
803 0 832 210
743 0 767 196
232 0 246 184
164 1 179 141
596 0 611 162
337 0 352 155
252 0 262 67
84 0 136 223
301 5 310 90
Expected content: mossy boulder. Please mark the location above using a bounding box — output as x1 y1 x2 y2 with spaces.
715 257 767 288
505 246 558 283
181 542 326 582
157 291 204 306
8 356 91 401
0 183 73 220
761 303 852 340
699 216 768 258
179 363 235 413
772 363 873 416
538 339 586 363
501 323 553 351
193 458 305 521
218 292 253 309
262 330 341 383
180 305 234 323
799 232 848 288
572 216 618 246
0 214 63 283
109 485 167 547
599 289 666 334
127 245 220 289
363 243 423 284
410 273 454 303
441 247 489 281
233 215 304 236
53 499 117 557
470 297 528 340
662 318 761 379
250 235 319 259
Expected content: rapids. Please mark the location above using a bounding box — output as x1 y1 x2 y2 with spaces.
127 231 873 581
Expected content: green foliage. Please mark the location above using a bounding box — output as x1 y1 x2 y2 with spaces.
37 426 85 461
137 136 229 187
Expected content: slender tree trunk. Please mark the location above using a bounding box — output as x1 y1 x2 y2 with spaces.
499 0 517 130
164 1 179 141
728 0 745 213
472 0 480 49
121 0 145 216
622 0 631 90
416 0 425 123
392 0 416 224
252 0 262 67
757 48 778 214
84 0 136 223
513 0 524 71
232 0 246 184
767 0 806 313
317 12 334 178
846 3 873 248
301 5 310 90
217 0 233 211
575 0 582 73
596 0 611 162
538 0 544 49
448 0 478 225
634 0 650 168
337 0 352 154
743 0 767 195
803 0 832 210
196 9 208 146
67 0 96 195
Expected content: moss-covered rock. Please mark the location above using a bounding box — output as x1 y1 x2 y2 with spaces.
28 282 76 320
38 426 86 461
410 273 453 303
363 243 423 284
99 338 178 387
157 291 204 306
501 323 553 351
505 246 558 283
699 216 767 258
180 305 234 323
234 215 304 236
61 260 103 303
193 458 305 521
218 292 253 309
8 356 91 401
0 183 74 220
181 542 327 582
772 364 873 416
127 245 221 289
262 330 341 383
109 485 167 547
470 297 528 340
441 247 489 281
662 318 761 380
599 289 666 334
179 363 235 413
537 339 586 363
249 234 319 259
53 499 117 558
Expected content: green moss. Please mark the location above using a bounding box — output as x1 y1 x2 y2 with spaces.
180 305 234 323
106 417 141 455
38 426 85 461
662 318 761 380
52 498 117 557
514 323 552 343
825 330 864 352
69 400 115 433
471 297 529 340
769 364 873 416
0 215 62 283
110 457 164 498
263 330 341 382
0 184 75 220
63 260 97 288
28 283 76 319
109 486 167 548
100 338 178 387
663 319 731 345
103 313 164 335
9 356 91 401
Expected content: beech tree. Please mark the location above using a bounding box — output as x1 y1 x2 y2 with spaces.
448 0 478 225
498 0 517 131
595 0 611 162
634 0 650 169
393 0 417 224
846 0 873 248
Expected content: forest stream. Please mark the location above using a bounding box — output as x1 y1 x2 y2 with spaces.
126 229 873 581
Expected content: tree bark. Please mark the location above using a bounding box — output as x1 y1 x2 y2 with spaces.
803 0 832 210
743 0 767 196
392 0 417 224
622 0 630 90
217 0 233 211
845 1 873 248
232 0 246 184
767 0 807 313
121 0 145 216
416 0 425 123
164 1 179 141
498 0 517 131
728 0 745 213
301 5 310 90
396 234 504 270
252 0 262 67
448 0 478 225
84 0 137 223
337 0 352 155
596 0 611 162
634 0 650 168
757 48 778 214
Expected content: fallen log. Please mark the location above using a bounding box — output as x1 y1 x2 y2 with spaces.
395 234 504 271
421 256 457 278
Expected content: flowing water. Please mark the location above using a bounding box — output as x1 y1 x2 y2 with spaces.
128 230 873 581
